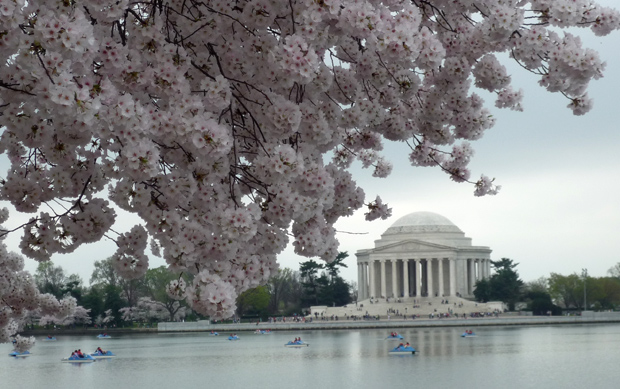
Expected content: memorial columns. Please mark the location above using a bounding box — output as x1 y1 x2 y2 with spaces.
361 262 367 300
415 259 421 297
438 258 444 297
468 259 475 295
449 258 456 297
357 263 362 300
369 261 376 299
391 259 398 298
427 258 434 297
403 259 409 297
380 260 387 298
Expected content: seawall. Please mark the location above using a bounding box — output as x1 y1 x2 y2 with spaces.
158 312 620 332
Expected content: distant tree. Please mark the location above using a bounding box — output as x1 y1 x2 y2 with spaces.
40 306 93 326
120 297 186 323
236 286 271 319
141 266 188 322
90 257 121 288
102 285 125 326
524 290 562 316
316 273 332 305
595 277 620 309
331 277 352 307
473 278 492 303
91 257 141 307
488 258 524 311
61 274 85 303
81 286 105 321
325 252 349 282
34 262 66 298
300 260 324 306
267 268 297 314
525 277 548 294
608 263 620 279
548 273 582 309
474 258 523 309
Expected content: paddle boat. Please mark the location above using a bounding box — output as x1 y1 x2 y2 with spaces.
62 354 96 363
97 334 112 339
210 331 219 336
9 350 31 358
90 348 116 359
254 329 272 334
385 332 404 340
389 343 417 355
284 339 309 348
228 334 240 341
42 336 57 341
461 331 476 337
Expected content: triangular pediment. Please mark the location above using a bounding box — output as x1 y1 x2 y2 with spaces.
369 239 456 254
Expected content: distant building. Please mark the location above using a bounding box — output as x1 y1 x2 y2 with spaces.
356 212 491 300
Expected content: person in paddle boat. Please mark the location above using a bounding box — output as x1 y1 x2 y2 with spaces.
405 342 411 348
47 335 53 339
96 347 105 355
396 342 404 350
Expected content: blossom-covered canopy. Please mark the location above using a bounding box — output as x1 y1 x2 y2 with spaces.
0 0 618 333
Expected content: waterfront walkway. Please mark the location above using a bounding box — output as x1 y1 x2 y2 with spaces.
159 296 620 332
158 311 620 333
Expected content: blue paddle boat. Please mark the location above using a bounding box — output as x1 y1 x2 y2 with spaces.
97 334 112 339
90 349 116 359
461 331 476 337
9 350 31 358
389 344 417 355
62 354 96 363
42 336 57 341
210 331 219 336
385 333 404 340
285 340 309 348
228 335 240 341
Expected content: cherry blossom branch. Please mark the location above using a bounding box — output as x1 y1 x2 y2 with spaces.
0 176 92 238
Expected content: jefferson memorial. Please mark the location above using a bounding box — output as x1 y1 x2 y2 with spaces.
356 212 492 300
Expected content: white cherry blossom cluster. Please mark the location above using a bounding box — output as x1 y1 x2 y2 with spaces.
12 335 35 353
0 0 619 322
0 227 76 349
111 225 149 279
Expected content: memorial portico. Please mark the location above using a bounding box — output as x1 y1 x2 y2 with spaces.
356 212 492 299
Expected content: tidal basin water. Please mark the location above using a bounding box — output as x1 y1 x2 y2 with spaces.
3 324 620 389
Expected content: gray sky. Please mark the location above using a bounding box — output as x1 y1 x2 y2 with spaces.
4 1 620 287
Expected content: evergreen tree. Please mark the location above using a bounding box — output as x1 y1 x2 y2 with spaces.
474 258 523 310
488 258 524 311
299 260 324 306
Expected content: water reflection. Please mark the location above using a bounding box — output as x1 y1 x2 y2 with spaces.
2 324 620 388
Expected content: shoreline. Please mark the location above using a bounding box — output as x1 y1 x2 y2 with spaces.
158 313 620 333
18 313 620 336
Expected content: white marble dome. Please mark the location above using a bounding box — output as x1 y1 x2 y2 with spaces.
383 211 463 236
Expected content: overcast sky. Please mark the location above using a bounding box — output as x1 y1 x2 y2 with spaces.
3 2 620 287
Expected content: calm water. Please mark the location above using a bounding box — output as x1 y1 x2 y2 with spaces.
2 324 620 388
